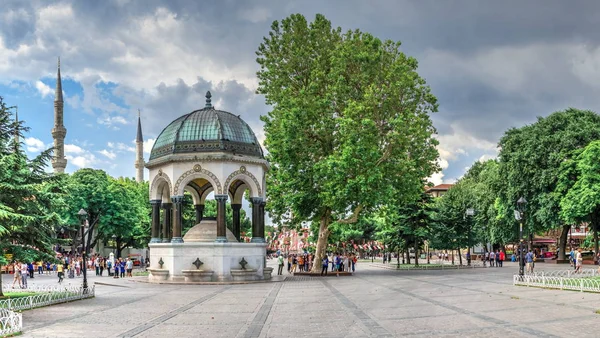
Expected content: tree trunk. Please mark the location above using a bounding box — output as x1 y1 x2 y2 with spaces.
458 247 462 265
451 250 455 265
116 239 122 258
406 247 411 265
558 224 569 260
0 264 4 297
592 212 599 264
414 238 419 266
426 244 430 264
310 211 331 273
397 249 400 267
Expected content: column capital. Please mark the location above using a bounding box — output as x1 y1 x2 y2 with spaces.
150 199 162 206
231 203 242 211
162 202 173 209
250 197 263 204
214 194 228 202
171 195 184 204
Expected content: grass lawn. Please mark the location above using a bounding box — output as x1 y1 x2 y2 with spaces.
0 292 38 299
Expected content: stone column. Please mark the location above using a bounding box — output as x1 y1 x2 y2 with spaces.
171 196 184 243
259 200 266 241
215 195 228 242
231 204 242 242
195 204 204 224
150 200 161 243
162 203 172 243
250 197 264 243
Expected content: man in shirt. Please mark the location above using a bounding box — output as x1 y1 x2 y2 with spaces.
321 255 329 276
277 254 284 275
525 249 534 273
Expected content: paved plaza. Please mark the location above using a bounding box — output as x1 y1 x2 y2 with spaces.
7 261 600 337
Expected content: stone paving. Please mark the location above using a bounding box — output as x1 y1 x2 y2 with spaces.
7 261 600 337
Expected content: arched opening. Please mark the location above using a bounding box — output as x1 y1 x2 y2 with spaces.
226 177 265 243
149 176 172 243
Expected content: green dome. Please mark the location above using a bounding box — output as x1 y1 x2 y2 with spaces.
149 92 263 161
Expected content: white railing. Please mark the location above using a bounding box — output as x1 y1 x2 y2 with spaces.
513 274 600 292
0 308 22 336
0 286 95 312
529 269 599 278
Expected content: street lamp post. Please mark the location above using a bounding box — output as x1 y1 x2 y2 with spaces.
517 197 527 277
466 208 475 266
77 209 89 292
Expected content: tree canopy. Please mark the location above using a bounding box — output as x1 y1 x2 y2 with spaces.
257 13 439 271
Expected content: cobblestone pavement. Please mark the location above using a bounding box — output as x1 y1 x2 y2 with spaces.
10 261 600 337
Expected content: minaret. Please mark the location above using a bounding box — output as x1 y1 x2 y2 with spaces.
51 57 67 173
135 109 144 182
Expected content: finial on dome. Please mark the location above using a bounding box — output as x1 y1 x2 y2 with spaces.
58 56 60 69
205 91 212 108
138 108 141 118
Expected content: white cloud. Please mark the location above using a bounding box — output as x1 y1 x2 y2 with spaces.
68 154 97 168
35 80 52 98
98 149 117 159
24 137 45 152
64 144 85 154
108 142 135 152
97 115 129 127
143 138 155 154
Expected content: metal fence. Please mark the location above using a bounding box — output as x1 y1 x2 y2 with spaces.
0 308 22 336
513 274 600 292
0 285 95 312
529 269 599 278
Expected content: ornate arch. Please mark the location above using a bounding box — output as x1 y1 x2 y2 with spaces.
223 165 262 197
174 164 222 195
150 169 173 200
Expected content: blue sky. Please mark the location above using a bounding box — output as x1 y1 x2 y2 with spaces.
3 0 600 185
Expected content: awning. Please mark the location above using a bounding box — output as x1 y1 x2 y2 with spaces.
533 239 556 244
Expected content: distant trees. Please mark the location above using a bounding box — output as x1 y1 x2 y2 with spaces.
0 97 66 296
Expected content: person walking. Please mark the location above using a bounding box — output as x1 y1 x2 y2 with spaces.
321 255 329 276
287 255 292 273
297 255 304 272
499 250 505 267
20 262 28 288
525 249 534 274
126 258 133 277
11 262 22 289
57 262 64 283
290 255 298 274
277 254 284 275
575 248 583 273
489 251 495 267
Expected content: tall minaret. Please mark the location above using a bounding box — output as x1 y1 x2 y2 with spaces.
51 57 67 173
135 109 144 182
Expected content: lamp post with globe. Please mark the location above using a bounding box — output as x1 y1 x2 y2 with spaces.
77 209 89 292
466 208 475 266
516 197 527 277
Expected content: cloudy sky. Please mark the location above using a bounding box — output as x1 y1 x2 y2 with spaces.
2 0 599 185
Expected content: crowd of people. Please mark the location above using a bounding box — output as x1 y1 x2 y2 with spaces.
7 254 144 288
275 253 358 276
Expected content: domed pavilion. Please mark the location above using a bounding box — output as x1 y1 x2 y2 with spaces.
146 91 270 282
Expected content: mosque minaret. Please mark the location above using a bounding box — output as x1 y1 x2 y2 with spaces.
51 57 67 173
135 109 145 182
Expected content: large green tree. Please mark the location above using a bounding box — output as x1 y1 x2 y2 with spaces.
0 97 67 296
497 108 600 260
560 140 600 261
256 14 439 272
101 177 149 258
